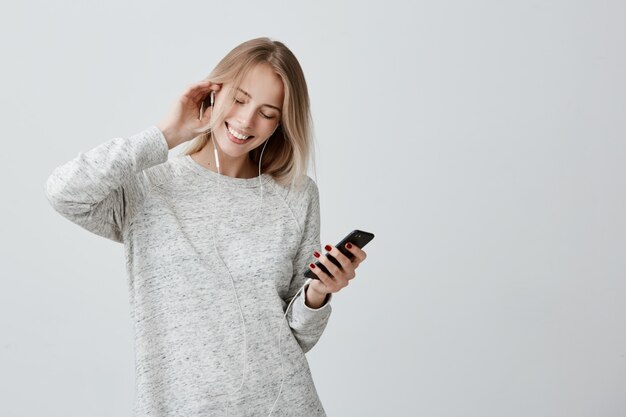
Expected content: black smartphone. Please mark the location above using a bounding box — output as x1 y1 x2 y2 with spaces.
304 229 375 279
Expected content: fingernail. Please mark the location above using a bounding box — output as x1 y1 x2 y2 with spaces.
310 263 316 268
346 242 352 249
313 251 320 258
324 244 332 251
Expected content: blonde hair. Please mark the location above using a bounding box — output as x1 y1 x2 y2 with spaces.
180 37 316 189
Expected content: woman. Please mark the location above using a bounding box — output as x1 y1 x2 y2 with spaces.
45 37 368 416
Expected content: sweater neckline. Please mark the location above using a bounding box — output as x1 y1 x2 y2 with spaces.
178 154 272 188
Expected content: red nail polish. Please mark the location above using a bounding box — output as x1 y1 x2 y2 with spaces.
324 244 332 251
313 251 320 258
310 263 316 268
346 242 353 249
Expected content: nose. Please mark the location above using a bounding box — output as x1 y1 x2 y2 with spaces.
236 106 256 128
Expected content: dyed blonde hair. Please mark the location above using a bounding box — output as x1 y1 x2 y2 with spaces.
181 37 316 189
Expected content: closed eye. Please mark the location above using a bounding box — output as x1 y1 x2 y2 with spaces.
234 98 276 119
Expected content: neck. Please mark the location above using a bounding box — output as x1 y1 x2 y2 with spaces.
194 141 259 179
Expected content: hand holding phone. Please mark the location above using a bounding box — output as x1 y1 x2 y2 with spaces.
304 229 375 279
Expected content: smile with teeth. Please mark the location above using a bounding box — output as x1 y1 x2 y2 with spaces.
226 122 254 140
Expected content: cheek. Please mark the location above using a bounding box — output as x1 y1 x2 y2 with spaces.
222 106 236 120
215 97 235 118
260 119 279 134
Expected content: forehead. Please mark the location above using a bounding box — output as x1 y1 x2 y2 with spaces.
237 63 284 109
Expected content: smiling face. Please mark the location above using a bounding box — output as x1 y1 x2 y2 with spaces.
212 63 284 161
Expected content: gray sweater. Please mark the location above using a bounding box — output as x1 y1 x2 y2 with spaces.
44 126 333 416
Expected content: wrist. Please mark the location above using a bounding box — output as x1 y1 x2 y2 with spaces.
156 123 182 150
308 284 328 297
305 283 330 309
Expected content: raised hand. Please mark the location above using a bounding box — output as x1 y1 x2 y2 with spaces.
156 80 221 149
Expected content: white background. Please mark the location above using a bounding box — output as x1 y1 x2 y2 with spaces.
1 1 625 416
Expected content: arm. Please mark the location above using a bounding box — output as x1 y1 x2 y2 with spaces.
44 126 169 243
283 178 333 353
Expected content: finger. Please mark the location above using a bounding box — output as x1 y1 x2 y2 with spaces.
344 242 367 265
193 80 221 97
316 252 349 289
188 81 221 102
323 244 355 280
308 263 335 291
324 244 352 270
194 88 221 108
192 79 220 90
189 85 212 103
350 255 365 270
315 250 342 280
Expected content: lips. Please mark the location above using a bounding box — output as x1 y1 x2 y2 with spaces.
225 122 254 140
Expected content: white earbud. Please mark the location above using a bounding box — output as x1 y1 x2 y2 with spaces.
209 92 220 170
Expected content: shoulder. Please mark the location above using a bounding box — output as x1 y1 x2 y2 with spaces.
270 174 318 206
292 174 319 200
141 156 186 189
267 174 319 231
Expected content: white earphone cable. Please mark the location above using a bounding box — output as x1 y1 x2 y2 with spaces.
207 93 303 416
267 278 311 416
211 132 249 417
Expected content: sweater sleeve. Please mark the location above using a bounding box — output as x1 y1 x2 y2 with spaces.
44 126 169 243
284 178 333 354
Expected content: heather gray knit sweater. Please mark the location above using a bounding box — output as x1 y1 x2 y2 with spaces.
44 126 332 416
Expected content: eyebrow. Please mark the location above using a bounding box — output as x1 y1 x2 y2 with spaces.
236 87 282 112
